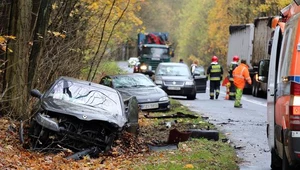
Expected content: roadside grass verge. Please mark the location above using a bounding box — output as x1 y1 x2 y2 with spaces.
128 99 240 170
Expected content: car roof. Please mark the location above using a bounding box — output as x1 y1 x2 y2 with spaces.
57 76 117 92
158 62 188 67
107 73 147 78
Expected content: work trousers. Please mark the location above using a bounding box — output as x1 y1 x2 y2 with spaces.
209 80 220 99
234 88 243 106
229 80 236 100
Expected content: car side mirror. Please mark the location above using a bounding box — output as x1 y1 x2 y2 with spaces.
30 89 42 99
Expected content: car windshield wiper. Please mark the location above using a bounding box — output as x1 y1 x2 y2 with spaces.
116 85 130 88
131 85 154 88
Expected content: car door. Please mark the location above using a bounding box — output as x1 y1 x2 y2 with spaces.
267 26 282 149
193 66 207 93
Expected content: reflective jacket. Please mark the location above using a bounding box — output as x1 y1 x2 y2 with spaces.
207 62 223 81
233 63 252 89
228 62 238 81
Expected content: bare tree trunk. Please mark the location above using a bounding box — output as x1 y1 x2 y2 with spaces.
28 0 52 93
2 0 32 118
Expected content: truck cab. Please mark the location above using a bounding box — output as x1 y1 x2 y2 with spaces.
138 44 171 76
135 32 174 77
265 2 300 168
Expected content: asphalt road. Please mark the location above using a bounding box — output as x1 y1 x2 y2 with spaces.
118 61 271 170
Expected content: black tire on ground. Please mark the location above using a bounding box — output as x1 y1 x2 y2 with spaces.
282 144 292 170
270 149 282 170
188 129 219 141
187 93 196 100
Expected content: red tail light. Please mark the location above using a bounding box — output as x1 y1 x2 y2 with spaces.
291 82 300 95
289 115 300 130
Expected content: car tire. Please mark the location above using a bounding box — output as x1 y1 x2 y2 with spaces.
270 149 282 170
282 143 292 170
29 120 50 149
187 93 196 100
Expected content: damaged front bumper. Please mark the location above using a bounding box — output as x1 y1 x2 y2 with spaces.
35 112 60 132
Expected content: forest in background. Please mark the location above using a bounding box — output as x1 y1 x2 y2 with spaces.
0 0 291 118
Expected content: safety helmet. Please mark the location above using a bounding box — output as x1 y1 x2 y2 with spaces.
233 55 239 62
211 56 218 62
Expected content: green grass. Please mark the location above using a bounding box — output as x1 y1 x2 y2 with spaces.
129 99 240 170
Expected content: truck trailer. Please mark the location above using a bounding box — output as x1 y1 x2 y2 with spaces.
227 17 273 95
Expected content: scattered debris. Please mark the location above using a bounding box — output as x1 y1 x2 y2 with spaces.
144 112 198 119
167 128 192 144
66 147 99 160
188 129 219 141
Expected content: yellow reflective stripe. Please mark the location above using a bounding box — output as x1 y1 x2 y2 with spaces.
211 69 221 73
233 67 246 79
210 77 221 80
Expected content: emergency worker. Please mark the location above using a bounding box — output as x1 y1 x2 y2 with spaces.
228 55 239 100
233 59 252 108
206 56 223 100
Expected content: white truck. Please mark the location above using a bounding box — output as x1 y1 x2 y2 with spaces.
226 17 273 96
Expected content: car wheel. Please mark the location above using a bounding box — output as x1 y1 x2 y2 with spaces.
29 120 51 149
187 93 196 100
282 144 292 170
270 149 282 170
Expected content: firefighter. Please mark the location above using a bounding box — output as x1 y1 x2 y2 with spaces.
233 59 252 108
207 56 223 100
228 55 239 100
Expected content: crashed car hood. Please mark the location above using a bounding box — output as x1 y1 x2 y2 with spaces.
41 98 127 128
117 87 166 102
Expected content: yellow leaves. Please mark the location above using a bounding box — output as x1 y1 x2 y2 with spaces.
88 2 99 10
48 31 67 39
52 2 58 10
184 164 194 169
0 35 16 52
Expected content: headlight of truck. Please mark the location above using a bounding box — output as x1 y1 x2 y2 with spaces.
159 96 169 101
140 65 147 70
185 81 194 86
155 80 163 85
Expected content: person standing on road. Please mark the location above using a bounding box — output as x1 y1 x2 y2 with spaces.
233 59 252 108
228 55 239 100
179 58 184 63
190 60 198 74
206 56 223 100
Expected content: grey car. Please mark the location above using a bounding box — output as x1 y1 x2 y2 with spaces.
154 62 207 100
100 73 170 111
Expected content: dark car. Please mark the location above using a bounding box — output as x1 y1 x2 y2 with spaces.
28 76 138 154
100 73 170 111
192 66 207 93
154 62 207 100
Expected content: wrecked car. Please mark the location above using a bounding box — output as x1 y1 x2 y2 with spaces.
28 76 139 155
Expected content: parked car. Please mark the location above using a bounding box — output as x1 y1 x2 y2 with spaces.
28 76 139 154
154 62 207 100
127 57 139 67
100 73 170 111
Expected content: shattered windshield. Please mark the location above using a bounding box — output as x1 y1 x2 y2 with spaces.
46 79 122 114
112 74 156 88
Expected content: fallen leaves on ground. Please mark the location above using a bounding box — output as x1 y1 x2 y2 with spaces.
0 112 197 169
